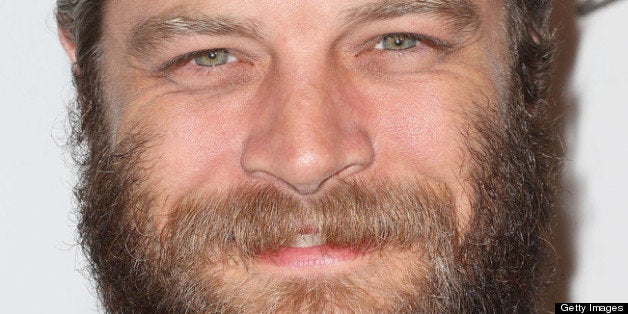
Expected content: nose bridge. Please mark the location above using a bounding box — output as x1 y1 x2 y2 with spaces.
277 64 341 166
277 56 337 138
241 52 373 194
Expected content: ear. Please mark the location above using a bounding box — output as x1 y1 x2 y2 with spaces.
58 27 78 65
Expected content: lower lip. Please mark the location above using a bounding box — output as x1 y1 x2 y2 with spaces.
261 246 359 268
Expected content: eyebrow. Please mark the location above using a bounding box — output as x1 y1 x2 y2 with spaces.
128 0 479 58
341 0 480 32
128 13 264 58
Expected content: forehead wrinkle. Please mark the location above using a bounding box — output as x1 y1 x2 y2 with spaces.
341 0 480 32
127 13 265 58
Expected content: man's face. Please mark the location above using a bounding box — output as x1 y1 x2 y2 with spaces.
69 0 552 312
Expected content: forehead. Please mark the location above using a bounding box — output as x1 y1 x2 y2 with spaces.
103 0 502 36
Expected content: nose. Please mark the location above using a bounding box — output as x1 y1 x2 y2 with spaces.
241 62 374 195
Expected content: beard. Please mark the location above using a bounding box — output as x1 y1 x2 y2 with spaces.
71 76 557 312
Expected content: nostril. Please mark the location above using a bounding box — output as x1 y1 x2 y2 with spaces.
242 145 373 196
285 163 367 195
242 168 326 195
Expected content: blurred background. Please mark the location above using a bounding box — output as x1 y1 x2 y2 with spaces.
0 0 626 312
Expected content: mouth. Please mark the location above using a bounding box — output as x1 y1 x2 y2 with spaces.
258 231 366 274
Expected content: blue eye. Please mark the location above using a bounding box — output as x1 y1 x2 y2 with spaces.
375 34 418 51
193 49 236 67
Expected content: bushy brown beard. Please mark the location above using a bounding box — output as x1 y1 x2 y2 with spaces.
76 114 555 312
73 88 557 312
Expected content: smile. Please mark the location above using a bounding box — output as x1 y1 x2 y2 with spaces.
258 232 365 273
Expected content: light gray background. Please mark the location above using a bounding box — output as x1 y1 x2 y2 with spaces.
0 1 626 312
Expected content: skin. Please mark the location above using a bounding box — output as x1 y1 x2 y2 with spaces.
62 0 509 283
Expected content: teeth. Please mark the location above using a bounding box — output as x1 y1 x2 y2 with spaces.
293 233 323 248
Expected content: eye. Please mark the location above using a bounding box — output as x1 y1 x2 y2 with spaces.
193 49 236 67
374 34 418 51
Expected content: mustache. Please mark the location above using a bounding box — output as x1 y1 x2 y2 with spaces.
156 179 460 263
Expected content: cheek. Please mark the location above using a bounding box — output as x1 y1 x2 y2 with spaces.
120 92 249 200
362 77 474 181
358 76 487 230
